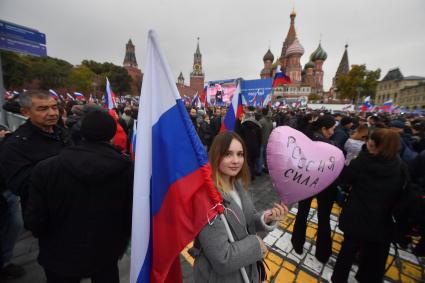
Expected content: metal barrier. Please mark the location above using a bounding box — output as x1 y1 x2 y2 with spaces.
4 111 27 132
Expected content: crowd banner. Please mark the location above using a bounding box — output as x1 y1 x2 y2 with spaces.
240 78 273 107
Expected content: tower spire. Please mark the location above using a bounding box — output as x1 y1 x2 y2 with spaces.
335 44 350 78
123 39 138 68
280 10 297 67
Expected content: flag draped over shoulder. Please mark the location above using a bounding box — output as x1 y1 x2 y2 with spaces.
220 82 243 132
130 30 223 283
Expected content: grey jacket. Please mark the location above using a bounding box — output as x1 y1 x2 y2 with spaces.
192 182 273 283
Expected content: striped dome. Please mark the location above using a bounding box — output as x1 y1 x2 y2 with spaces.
310 43 328 61
304 61 315 69
263 49 274 62
285 38 305 57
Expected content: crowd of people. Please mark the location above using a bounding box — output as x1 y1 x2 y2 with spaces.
0 90 424 282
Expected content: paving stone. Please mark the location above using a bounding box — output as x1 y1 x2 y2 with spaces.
274 233 293 254
321 265 333 282
303 253 324 275
269 227 284 238
263 234 279 246
297 270 318 282
397 249 419 265
275 267 296 283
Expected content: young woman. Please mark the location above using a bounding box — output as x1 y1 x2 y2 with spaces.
332 128 404 283
192 132 287 283
291 114 338 263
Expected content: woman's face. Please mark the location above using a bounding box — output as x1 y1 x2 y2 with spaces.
219 139 244 178
367 139 379 155
321 125 336 139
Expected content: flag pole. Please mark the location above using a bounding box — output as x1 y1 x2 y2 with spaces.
219 214 250 283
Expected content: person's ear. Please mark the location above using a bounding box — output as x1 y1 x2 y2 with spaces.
21 107 30 117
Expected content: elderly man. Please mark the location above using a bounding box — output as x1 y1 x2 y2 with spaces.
0 90 71 279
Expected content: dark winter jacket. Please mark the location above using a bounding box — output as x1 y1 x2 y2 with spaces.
0 120 71 201
25 142 133 277
339 147 404 242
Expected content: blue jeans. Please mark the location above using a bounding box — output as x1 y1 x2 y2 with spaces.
1 190 23 267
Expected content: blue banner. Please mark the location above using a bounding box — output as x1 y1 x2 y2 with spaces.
0 36 47 57
0 20 46 45
240 79 272 106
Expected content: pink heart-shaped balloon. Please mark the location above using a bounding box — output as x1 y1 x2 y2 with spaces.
267 126 344 205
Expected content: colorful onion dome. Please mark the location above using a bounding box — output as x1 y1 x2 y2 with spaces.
285 38 305 57
304 61 315 69
310 43 328 61
263 49 274 62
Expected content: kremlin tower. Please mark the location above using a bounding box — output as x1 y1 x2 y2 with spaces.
123 39 143 95
176 38 204 99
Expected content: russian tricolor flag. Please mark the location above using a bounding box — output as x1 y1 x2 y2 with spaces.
74 92 85 100
220 81 243 132
49 89 59 99
130 30 223 283
382 99 393 113
105 77 117 109
361 96 372 112
272 67 291 87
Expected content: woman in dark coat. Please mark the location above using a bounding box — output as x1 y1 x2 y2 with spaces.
291 115 338 263
332 128 404 283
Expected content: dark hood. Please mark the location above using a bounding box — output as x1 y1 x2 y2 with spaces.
59 142 132 182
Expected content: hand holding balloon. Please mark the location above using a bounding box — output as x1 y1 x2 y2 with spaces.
267 126 345 205
264 202 288 224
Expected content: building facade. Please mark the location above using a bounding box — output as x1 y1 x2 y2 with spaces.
123 39 143 95
398 82 425 111
375 68 425 108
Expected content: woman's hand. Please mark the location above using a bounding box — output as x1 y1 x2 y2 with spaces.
264 202 288 224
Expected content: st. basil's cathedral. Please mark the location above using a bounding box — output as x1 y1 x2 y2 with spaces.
260 10 350 102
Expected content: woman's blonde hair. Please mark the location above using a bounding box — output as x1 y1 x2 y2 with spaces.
208 132 250 193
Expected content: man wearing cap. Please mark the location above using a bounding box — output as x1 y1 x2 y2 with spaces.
25 110 133 283
0 90 71 279
331 116 354 151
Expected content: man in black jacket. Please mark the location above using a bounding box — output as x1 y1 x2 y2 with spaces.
0 90 71 279
25 110 133 283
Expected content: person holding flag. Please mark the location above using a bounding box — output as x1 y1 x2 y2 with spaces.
191 131 288 283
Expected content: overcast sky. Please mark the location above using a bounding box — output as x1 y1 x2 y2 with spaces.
1 0 424 90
